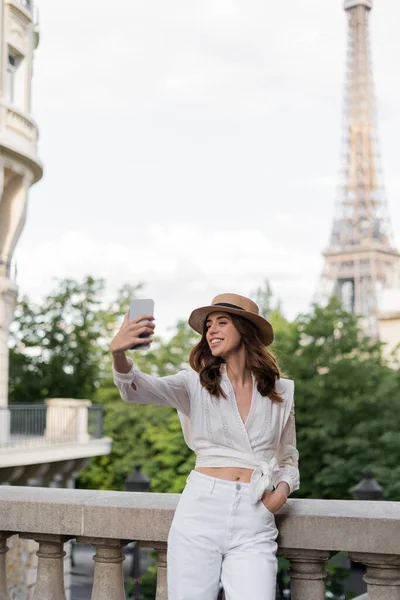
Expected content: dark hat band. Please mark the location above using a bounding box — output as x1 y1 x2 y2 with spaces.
213 302 244 311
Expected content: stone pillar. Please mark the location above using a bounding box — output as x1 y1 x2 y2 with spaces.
0 278 17 412
79 537 126 600
7 535 37 600
66 458 91 489
0 466 26 486
63 542 72 600
20 534 70 600
0 533 11 600
45 399 91 443
140 541 167 600
280 549 332 600
154 543 167 600
350 553 400 600
25 463 52 488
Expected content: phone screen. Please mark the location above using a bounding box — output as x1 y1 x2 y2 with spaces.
129 299 155 350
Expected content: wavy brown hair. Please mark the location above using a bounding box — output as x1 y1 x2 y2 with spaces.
189 313 283 403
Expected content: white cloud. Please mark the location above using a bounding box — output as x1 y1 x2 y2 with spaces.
14 215 322 334
32 0 347 116
11 0 400 341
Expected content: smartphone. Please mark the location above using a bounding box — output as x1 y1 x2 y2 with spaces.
129 298 155 350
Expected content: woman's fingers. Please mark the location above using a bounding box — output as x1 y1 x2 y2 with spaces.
131 314 155 325
130 335 154 348
111 313 156 353
127 325 155 348
128 323 155 336
134 325 154 336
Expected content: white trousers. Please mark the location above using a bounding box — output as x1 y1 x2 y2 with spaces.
167 470 279 600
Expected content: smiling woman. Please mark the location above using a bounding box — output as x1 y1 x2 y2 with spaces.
189 309 282 403
111 291 299 600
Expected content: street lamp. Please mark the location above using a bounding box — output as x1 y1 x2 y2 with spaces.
350 471 383 501
350 471 383 580
125 464 151 494
125 465 151 600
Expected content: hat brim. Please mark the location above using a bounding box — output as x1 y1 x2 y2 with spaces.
188 305 274 346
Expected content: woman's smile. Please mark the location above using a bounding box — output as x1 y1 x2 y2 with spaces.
205 312 242 357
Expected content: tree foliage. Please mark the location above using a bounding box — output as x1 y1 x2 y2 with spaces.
274 298 400 500
78 321 199 493
8 276 142 403
9 277 400 501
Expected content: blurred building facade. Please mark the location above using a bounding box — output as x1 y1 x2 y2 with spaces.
320 0 400 356
0 0 42 409
0 3 111 597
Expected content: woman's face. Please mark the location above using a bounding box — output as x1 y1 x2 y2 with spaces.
205 312 242 357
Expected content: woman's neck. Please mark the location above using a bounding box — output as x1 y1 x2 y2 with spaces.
224 347 251 386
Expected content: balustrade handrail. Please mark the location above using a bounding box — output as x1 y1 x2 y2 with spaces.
0 404 104 448
0 488 398 600
0 487 398 552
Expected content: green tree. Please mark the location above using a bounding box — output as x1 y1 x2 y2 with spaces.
8 276 142 403
10 277 400 503
78 320 199 493
81 294 400 501
280 298 400 500
252 278 275 319
9 277 106 403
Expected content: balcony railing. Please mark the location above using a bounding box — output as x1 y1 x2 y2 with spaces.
0 258 17 280
15 0 33 11
0 402 104 448
0 488 399 599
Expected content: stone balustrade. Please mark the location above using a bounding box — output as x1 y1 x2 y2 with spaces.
0 486 399 599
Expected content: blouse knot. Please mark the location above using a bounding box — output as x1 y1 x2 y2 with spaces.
249 456 279 504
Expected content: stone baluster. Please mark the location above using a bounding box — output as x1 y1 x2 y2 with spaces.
154 543 168 600
79 538 126 600
279 549 332 600
20 534 70 600
0 533 11 600
140 541 168 600
350 552 400 600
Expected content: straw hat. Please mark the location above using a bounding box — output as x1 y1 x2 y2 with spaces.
188 293 274 346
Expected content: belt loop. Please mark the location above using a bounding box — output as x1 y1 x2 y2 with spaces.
210 477 216 493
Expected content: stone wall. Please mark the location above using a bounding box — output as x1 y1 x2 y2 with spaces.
0 486 398 599
7 535 72 599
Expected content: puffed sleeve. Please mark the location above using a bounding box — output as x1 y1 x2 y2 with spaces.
272 381 300 495
113 357 190 416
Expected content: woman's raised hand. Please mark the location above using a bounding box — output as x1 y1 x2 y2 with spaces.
110 312 155 355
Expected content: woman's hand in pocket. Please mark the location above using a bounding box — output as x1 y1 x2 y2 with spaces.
261 483 289 513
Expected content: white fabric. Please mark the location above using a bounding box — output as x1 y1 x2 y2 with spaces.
168 470 279 600
113 359 300 499
249 455 279 504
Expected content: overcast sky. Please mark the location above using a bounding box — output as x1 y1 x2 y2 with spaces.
13 0 400 335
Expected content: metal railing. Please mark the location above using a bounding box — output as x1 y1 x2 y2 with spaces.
0 404 104 448
16 0 33 11
0 259 17 280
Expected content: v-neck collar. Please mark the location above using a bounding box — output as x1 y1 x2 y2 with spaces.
220 363 256 432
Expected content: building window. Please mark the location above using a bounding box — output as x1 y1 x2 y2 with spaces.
7 54 17 103
6 51 25 109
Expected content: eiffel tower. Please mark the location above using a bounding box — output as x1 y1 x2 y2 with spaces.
321 0 400 337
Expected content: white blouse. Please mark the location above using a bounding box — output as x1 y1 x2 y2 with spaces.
113 359 300 503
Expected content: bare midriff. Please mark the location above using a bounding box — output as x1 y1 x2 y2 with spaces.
195 466 254 483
